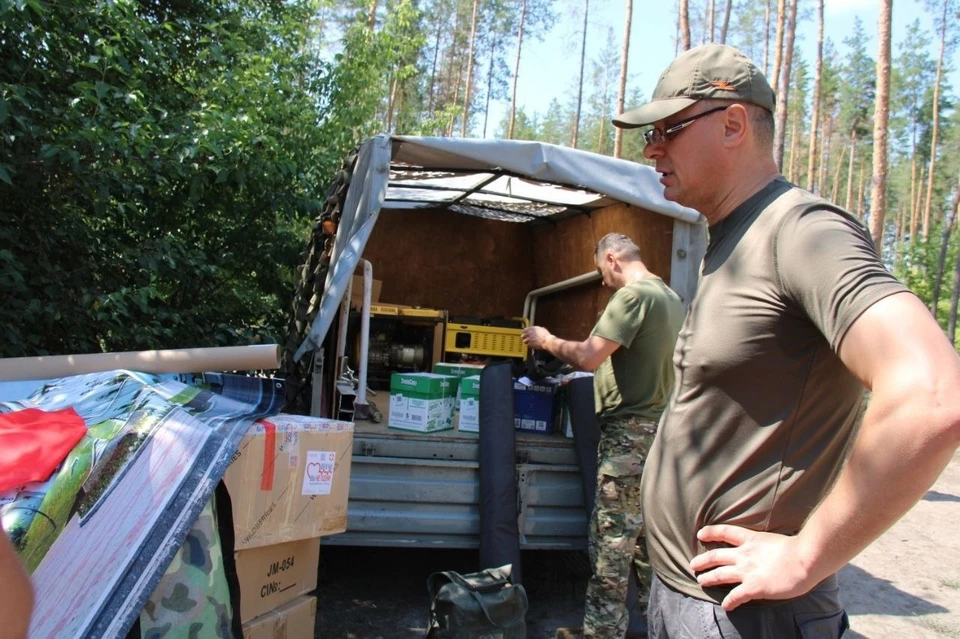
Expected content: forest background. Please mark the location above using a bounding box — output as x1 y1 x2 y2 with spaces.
2 0 958 357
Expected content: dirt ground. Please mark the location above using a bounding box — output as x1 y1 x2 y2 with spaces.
838 450 960 639
315 450 960 638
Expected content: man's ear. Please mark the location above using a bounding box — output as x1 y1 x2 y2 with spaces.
722 104 749 148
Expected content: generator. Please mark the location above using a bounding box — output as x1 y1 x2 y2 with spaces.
353 304 447 391
444 317 528 360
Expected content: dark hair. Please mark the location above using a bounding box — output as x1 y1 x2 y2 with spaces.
595 233 642 261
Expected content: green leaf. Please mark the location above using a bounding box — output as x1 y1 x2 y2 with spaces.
0 164 11 185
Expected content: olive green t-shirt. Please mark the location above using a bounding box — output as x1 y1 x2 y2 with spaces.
591 278 684 422
640 178 910 602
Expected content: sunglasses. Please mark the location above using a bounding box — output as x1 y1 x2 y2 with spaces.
642 105 730 146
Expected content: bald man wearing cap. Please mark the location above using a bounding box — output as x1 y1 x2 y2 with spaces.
613 44 960 638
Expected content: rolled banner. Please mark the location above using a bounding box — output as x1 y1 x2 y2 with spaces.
0 344 281 382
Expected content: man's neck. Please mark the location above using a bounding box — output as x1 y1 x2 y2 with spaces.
704 160 781 226
616 263 654 288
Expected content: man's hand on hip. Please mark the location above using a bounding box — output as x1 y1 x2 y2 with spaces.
690 524 817 611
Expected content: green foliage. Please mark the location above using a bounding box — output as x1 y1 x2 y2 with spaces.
839 17 876 137
0 0 417 357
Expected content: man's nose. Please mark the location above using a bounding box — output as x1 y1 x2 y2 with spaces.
643 140 663 160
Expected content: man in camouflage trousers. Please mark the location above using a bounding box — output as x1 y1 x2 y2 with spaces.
522 233 684 639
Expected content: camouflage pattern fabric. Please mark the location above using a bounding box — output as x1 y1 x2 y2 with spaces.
140 497 233 638
583 415 657 639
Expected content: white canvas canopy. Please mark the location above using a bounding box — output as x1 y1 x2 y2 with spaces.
293 134 703 362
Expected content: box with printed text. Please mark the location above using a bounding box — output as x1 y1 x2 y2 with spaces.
457 375 481 432
235 538 320 623
388 372 458 432
224 414 354 550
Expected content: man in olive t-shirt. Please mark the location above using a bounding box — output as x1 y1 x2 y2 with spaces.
612 44 960 639
522 233 684 639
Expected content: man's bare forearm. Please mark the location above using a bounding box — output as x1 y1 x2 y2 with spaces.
794 387 960 587
544 335 594 370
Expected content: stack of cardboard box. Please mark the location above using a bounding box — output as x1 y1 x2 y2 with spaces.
223 414 354 638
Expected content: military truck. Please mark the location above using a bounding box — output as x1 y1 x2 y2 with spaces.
282 134 706 551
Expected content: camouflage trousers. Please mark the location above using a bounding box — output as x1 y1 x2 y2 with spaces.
583 415 657 639
140 497 234 638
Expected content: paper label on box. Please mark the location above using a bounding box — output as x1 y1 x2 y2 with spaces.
301 450 335 495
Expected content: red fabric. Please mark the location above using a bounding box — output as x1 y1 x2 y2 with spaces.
0 407 87 493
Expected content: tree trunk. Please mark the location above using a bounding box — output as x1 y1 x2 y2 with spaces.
427 17 443 117
787 113 800 182
930 174 960 317
573 0 589 148
909 156 919 237
614 0 634 158
869 0 892 254
719 0 733 44
508 0 528 140
709 0 716 42
950 268 960 342
772 0 786 90
806 0 824 193
763 0 772 75
831 143 846 204
483 36 496 138
368 0 378 33
908 107 920 236
914 166 927 242
894 204 906 273
461 0 481 137
448 59 464 136
386 74 398 131
680 0 691 51
948 209 960 342
856 159 866 220
773 0 798 169
820 113 833 197
844 130 857 212
922 0 948 240
443 8 463 121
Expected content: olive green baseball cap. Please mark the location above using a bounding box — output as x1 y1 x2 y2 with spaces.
613 44 776 129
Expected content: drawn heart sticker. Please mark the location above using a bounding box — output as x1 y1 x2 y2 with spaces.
307 462 323 480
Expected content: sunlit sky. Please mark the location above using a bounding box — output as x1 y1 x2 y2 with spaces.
483 0 955 137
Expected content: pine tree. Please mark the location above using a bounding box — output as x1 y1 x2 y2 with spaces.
869 0 893 255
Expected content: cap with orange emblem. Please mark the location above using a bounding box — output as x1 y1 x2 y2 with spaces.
612 44 776 129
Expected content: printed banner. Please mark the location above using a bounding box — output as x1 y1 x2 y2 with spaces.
0 370 284 639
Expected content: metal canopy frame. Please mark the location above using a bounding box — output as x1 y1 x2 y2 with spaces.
384 163 607 224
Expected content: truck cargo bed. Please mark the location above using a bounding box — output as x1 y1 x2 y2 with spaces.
323 420 589 549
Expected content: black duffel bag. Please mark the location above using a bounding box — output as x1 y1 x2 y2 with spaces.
426 564 528 638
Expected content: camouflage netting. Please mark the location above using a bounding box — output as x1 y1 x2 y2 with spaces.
280 148 359 415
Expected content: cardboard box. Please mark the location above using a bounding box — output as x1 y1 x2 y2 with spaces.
513 379 560 435
388 372 457 432
350 275 382 310
242 595 317 639
433 362 485 378
224 414 354 550
236 538 320 623
458 375 481 432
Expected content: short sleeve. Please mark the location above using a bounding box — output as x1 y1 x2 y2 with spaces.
591 288 646 347
775 207 910 352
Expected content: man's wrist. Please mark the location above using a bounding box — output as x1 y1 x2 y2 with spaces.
544 334 559 353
